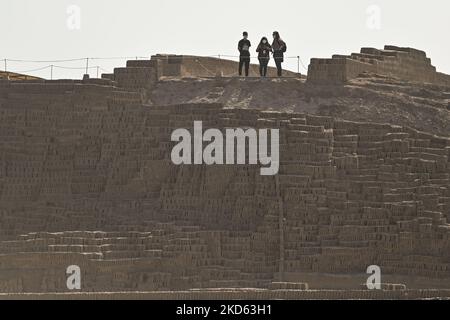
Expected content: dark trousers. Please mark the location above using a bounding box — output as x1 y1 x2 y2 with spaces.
274 59 283 77
239 56 250 76
259 58 269 77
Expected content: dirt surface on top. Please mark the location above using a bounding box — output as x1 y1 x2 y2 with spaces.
150 74 450 137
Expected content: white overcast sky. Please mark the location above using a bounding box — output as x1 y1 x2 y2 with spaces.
1 0 449 79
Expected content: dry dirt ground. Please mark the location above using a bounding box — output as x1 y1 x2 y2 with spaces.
149 74 450 137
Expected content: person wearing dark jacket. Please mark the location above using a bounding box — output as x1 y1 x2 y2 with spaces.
238 31 251 76
256 37 272 77
271 31 287 77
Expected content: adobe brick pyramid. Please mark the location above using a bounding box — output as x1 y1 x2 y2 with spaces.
0 46 449 299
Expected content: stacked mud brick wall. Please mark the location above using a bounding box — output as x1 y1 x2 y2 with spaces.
99 59 162 102
307 45 450 86
0 77 449 293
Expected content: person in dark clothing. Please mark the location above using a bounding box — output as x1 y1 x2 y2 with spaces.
271 31 287 77
238 31 251 76
256 37 272 77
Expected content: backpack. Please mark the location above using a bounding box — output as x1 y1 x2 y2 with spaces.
276 39 287 53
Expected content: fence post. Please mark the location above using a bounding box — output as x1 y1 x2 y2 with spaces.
297 56 300 74
96 66 99 78
85 58 89 75
50 65 53 80
5 59 9 79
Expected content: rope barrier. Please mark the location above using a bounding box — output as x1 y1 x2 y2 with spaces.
2 63 109 79
89 56 149 61
6 58 86 63
13 65 52 74
53 65 101 70
1 55 307 64
99 67 111 73
213 54 307 72
193 59 216 77
2 53 309 78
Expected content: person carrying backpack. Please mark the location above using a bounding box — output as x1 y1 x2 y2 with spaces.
271 31 287 77
238 31 251 77
256 37 273 77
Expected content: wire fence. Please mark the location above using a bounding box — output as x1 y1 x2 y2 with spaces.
1 54 308 80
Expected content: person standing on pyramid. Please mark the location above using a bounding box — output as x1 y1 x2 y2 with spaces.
256 37 273 77
238 31 251 77
271 31 287 77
